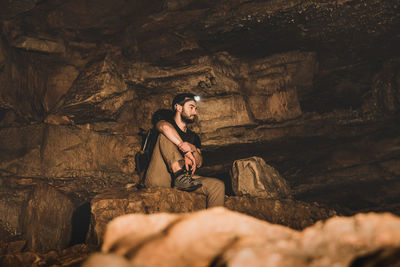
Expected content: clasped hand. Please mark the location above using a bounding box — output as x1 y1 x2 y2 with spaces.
178 142 197 174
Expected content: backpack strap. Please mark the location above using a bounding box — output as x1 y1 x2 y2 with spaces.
135 128 159 189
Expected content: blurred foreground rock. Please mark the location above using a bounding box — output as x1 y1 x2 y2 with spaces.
84 208 400 267
88 187 334 245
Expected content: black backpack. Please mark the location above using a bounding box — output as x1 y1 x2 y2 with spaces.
135 127 159 188
135 109 174 188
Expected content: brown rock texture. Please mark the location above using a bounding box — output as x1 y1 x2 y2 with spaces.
88 187 207 246
224 197 332 230
0 244 94 267
0 177 33 240
84 208 400 267
0 124 139 199
88 187 333 245
23 183 74 253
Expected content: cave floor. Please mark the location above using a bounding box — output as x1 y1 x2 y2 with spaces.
200 118 400 216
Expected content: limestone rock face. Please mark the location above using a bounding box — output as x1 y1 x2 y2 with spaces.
44 65 79 112
54 54 135 123
88 186 332 245
40 125 138 178
84 208 400 267
23 184 74 253
0 124 139 202
195 94 254 133
231 156 292 199
0 124 139 178
243 52 315 122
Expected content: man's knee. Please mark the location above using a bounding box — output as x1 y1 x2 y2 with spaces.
159 134 176 149
158 134 183 171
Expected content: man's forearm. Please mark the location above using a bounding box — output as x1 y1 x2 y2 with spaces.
156 120 183 146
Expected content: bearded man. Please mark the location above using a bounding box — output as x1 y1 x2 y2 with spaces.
145 93 225 208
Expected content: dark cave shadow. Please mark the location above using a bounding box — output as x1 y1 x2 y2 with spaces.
69 202 91 246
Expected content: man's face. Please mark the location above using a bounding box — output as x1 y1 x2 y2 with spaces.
180 100 198 123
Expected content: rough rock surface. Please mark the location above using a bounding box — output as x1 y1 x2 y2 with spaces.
83 208 400 267
0 244 94 267
0 179 31 241
88 187 207 246
0 124 139 200
224 197 331 230
22 183 74 253
88 187 334 246
231 156 292 198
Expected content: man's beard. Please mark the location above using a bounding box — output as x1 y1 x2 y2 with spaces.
181 113 195 124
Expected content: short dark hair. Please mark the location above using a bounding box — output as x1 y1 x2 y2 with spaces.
151 109 174 126
171 93 197 111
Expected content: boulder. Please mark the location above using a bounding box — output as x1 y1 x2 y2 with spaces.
231 156 292 199
23 183 74 253
87 187 207 245
84 208 400 267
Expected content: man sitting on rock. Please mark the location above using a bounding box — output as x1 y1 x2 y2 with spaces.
145 93 225 208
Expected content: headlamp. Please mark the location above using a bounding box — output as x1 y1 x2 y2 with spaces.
172 93 201 110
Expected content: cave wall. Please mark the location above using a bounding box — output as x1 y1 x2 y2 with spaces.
0 0 400 252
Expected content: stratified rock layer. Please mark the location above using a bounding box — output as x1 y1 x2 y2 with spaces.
0 125 139 196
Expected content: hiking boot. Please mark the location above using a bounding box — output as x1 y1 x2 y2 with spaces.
174 170 202 191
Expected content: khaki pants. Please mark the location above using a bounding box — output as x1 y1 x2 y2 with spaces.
145 134 225 208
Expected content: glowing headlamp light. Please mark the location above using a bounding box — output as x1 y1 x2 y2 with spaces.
194 95 201 102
